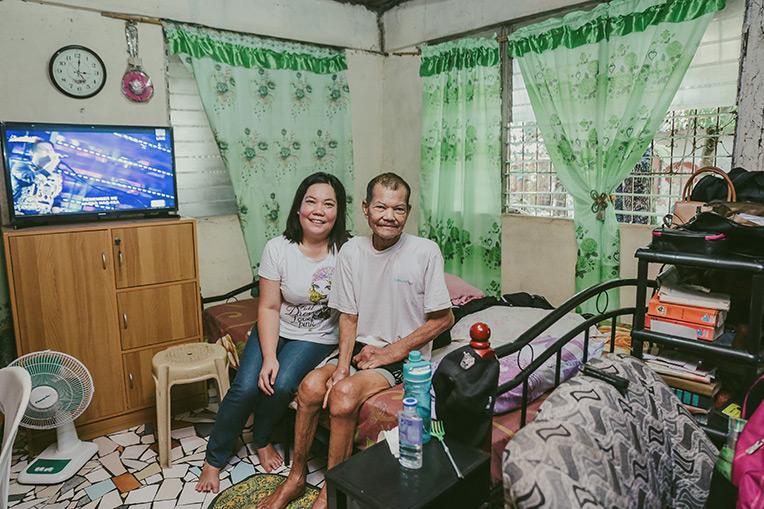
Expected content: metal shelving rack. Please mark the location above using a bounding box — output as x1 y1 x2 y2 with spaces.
631 248 764 442
631 248 764 363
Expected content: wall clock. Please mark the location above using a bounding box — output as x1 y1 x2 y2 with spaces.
49 45 107 99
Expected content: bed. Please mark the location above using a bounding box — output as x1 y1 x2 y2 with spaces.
202 276 645 486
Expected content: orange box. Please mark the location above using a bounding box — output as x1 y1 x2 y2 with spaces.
645 314 723 342
648 294 725 327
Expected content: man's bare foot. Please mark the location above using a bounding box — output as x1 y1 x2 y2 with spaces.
257 473 305 509
257 443 284 472
195 462 221 493
311 486 327 509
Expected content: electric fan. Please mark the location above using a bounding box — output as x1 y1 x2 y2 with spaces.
9 351 98 484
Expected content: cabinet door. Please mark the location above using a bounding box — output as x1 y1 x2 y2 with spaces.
113 223 196 289
9 231 125 422
118 282 200 350
123 342 205 410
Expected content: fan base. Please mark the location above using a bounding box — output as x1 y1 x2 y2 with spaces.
17 440 98 484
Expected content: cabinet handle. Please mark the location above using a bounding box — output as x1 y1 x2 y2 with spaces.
122 313 128 329
128 373 134 389
118 251 124 267
101 252 107 270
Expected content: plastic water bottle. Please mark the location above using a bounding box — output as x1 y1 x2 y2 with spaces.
403 350 432 443
398 397 423 469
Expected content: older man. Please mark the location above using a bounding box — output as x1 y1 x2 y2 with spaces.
260 172 454 509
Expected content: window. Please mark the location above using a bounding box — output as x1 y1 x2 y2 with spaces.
167 55 237 218
503 0 744 225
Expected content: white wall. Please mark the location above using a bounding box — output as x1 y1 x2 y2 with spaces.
382 54 423 234
346 51 385 234
381 0 591 51
501 215 659 308
26 0 380 52
0 0 385 297
0 0 168 125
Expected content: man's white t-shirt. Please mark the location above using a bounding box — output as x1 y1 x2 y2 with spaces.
328 233 451 360
258 236 339 345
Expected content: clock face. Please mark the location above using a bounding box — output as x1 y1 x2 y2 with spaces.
49 45 106 99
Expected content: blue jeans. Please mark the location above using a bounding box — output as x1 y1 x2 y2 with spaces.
205 328 335 468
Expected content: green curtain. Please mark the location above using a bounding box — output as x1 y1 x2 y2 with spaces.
419 37 502 296
164 22 354 274
508 0 723 312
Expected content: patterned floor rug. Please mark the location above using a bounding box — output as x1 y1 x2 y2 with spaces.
209 473 319 509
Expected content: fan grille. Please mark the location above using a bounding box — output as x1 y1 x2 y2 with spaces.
10 350 94 429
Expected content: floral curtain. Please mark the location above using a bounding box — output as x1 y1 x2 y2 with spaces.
164 23 354 274
507 0 723 312
419 37 502 296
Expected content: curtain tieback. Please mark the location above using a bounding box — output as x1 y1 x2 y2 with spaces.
590 191 614 221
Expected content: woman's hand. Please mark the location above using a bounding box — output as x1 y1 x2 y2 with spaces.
322 366 349 409
258 357 280 396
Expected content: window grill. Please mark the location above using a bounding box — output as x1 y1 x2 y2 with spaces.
503 107 737 225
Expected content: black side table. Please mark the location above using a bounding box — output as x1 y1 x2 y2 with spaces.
326 439 490 509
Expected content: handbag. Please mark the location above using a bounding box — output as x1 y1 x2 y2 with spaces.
672 166 736 226
732 374 764 508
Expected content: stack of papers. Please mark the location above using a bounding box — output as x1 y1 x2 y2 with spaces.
644 350 715 383
659 284 730 311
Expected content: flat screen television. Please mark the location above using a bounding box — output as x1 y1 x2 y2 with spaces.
0 122 179 227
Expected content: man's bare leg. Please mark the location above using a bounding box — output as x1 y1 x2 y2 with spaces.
312 371 390 509
257 365 334 509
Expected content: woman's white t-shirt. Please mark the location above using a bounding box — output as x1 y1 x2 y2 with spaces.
258 236 339 345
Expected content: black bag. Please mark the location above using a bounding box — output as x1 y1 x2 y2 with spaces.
651 227 729 256
691 167 764 205
685 212 764 256
432 345 499 449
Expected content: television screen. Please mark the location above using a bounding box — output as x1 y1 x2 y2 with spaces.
0 122 178 225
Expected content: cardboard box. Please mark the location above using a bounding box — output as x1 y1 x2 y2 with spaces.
648 294 726 327
646 314 724 342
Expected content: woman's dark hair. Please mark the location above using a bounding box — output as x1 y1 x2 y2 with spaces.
284 172 351 252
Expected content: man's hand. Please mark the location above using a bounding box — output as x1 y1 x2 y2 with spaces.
258 357 279 396
322 366 349 409
352 344 398 370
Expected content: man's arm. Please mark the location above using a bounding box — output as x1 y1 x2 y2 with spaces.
322 312 358 408
353 308 454 370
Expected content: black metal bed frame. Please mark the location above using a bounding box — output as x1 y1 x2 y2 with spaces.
494 277 656 429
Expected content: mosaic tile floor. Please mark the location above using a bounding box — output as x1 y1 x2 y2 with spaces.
8 393 326 509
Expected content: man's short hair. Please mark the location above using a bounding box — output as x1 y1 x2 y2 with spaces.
365 172 411 208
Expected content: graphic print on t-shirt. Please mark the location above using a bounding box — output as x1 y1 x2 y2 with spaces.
285 265 335 331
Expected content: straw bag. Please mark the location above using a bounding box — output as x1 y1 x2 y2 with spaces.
671 166 736 226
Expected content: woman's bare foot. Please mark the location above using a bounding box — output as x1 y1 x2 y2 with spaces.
195 462 221 493
257 443 284 472
257 473 305 509
311 486 327 509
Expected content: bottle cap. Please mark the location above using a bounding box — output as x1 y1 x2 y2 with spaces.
408 351 422 362
403 397 417 407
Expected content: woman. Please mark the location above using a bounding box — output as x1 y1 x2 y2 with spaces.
197 172 350 493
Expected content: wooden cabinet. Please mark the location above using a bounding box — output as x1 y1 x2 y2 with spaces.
112 223 197 288
4 219 203 438
118 282 199 350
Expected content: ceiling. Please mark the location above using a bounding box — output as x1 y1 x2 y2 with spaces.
331 0 410 13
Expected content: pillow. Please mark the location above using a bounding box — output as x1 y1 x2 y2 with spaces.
444 273 485 306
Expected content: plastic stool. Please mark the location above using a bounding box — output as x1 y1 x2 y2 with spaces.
152 343 230 467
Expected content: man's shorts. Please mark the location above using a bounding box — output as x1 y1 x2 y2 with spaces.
326 342 404 387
